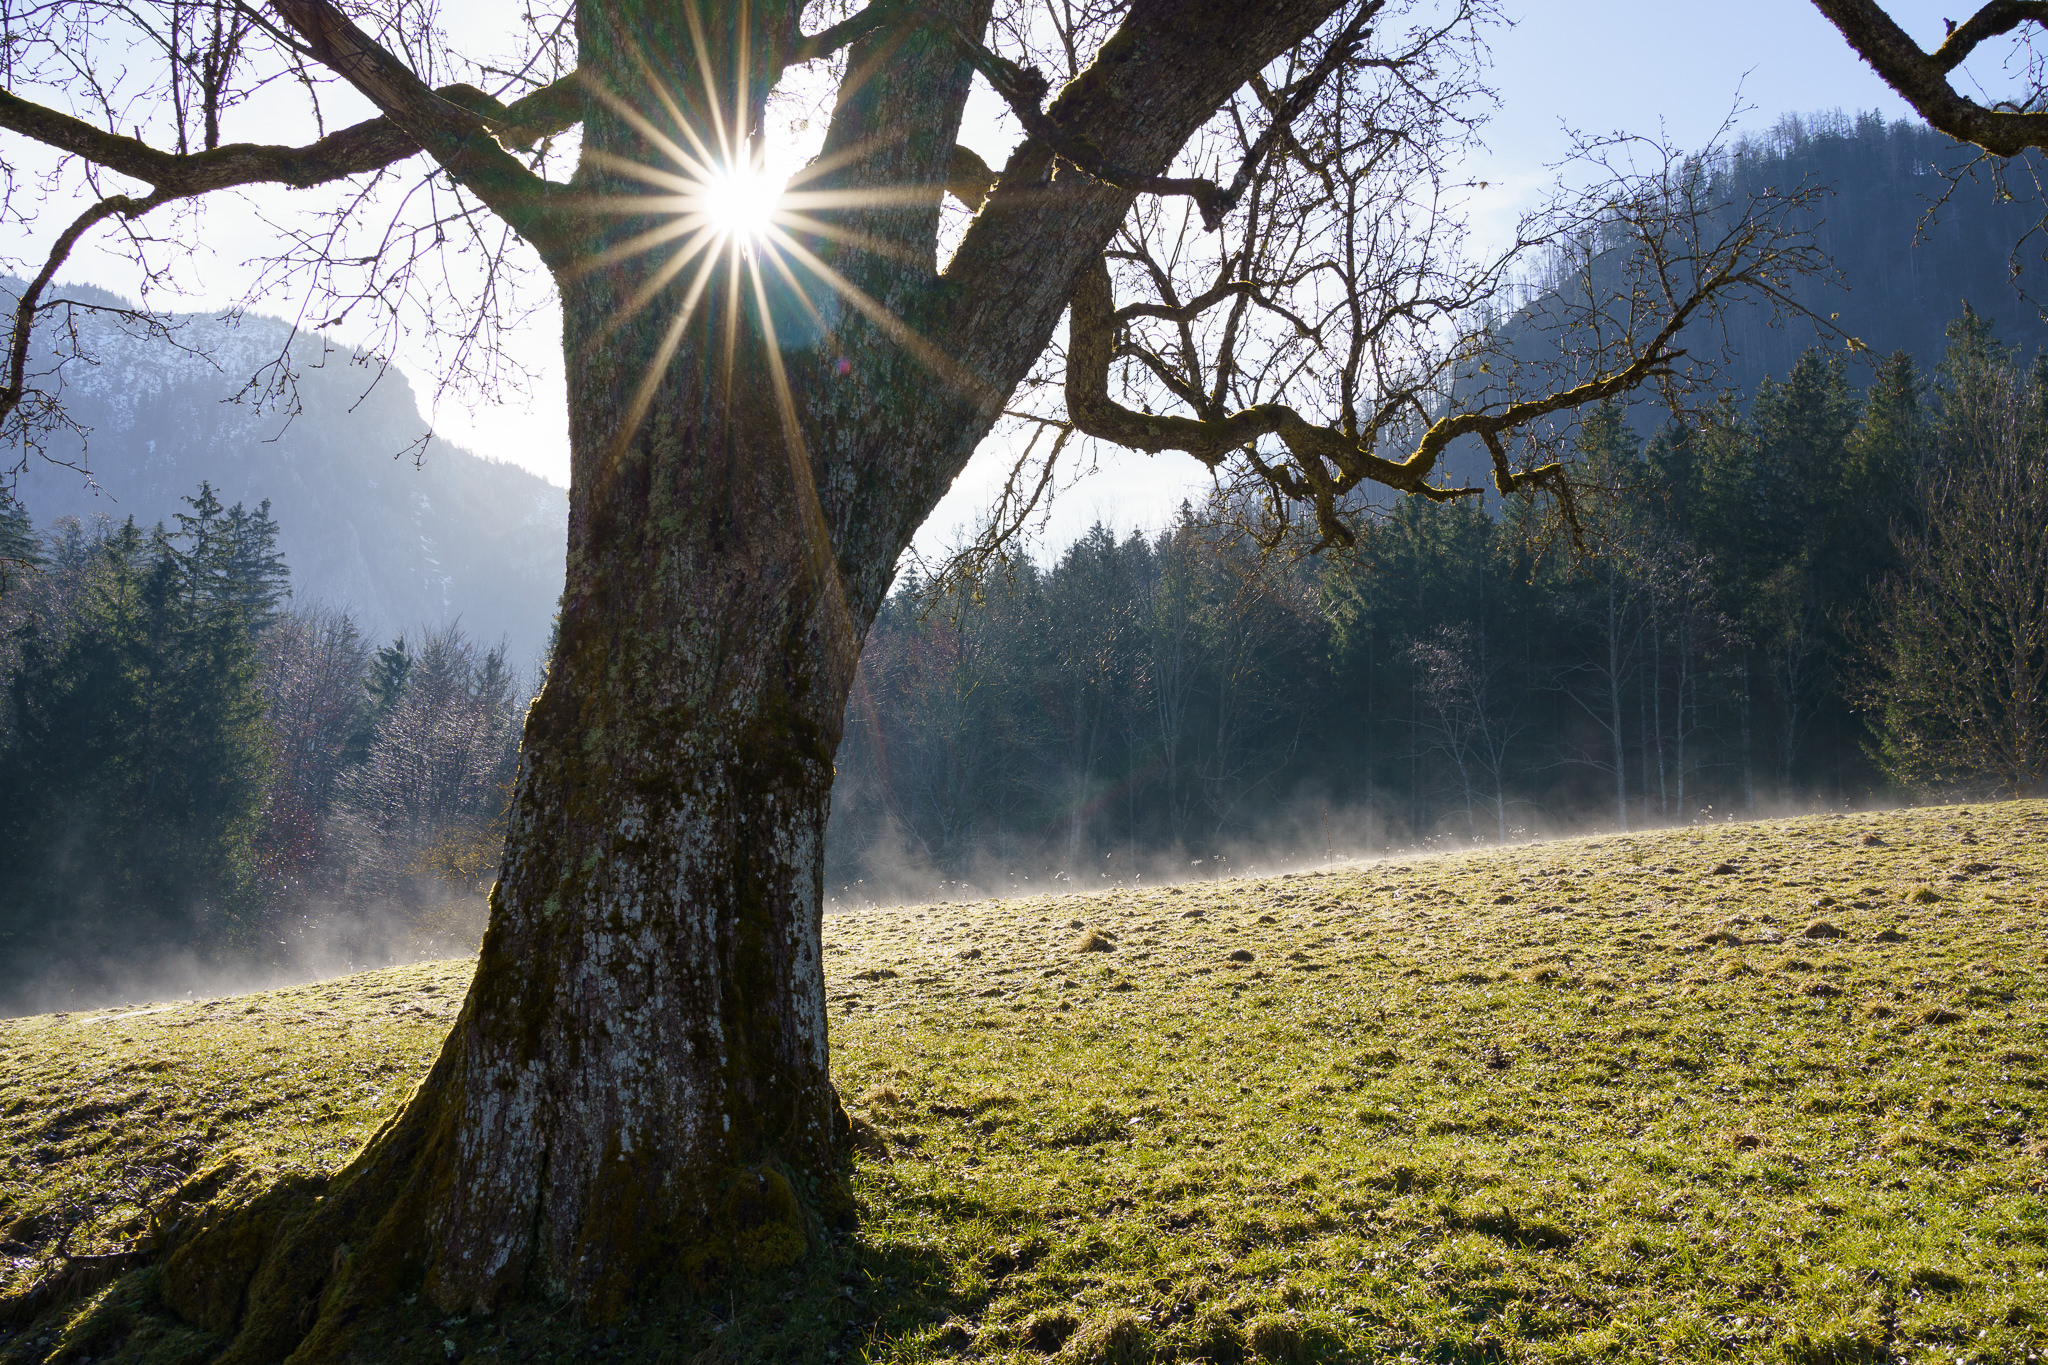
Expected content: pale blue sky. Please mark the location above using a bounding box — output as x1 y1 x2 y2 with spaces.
922 0 1966 559
7 0 1989 551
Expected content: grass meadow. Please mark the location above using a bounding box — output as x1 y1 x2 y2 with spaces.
2 802 2045 1363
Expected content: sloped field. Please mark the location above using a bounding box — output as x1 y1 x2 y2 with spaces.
3 803 2045 1363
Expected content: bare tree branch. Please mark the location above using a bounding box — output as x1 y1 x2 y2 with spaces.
1812 0 2048 154
265 0 568 250
790 0 906 64
0 195 154 442
1060 114 1841 552
1932 0 2048 71
938 0 1375 228
0 74 581 199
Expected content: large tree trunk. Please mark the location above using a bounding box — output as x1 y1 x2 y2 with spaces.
178 61 897 1365
415 276 863 1314
155 3 1349 1356
175 291 885 1365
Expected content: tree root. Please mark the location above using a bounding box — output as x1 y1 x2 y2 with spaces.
142 1046 858 1364
162 1048 457 1365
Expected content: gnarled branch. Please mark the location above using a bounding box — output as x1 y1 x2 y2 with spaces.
1812 0 2048 154
1062 244 1705 547
265 0 568 254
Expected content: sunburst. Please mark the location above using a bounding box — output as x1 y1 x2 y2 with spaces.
697 159 785 249
567 4 1009 668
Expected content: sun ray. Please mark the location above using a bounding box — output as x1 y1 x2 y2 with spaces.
571 14 997 538
744 251 859 670
626 40 726 180
605 238 725 464
730 0 753 175
778 126 915 190
581 229 724 353
679 0 736 166
759 242 841 353
581 77 718 184
771 210 928 267
766 228 999 406
776 186 952 211
568 192 700 216
581 149 706 197
721 231 745 405
561 211 704 281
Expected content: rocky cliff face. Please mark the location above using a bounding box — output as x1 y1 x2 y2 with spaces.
8 282 568 664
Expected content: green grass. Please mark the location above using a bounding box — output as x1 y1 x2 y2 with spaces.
3 802 2047 1363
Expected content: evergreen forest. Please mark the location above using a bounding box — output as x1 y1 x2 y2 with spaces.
4 113 2048 1001
0 489 528 1011
4 310 2046 998
824 308 2048 900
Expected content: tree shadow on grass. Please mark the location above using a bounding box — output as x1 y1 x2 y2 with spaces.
2 1210 983 1365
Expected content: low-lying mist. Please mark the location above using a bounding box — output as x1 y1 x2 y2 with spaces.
819 787 1896 912
0 894 486 1019
3 787 1899 1018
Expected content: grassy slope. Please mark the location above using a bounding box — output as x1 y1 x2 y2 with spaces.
1 803 2045 1365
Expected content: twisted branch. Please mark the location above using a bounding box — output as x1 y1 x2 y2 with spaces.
1062 250 1706 547
1812 0 2048 154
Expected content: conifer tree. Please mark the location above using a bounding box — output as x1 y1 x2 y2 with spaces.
0 486 37 595
223 499 292 632
0 497 272 981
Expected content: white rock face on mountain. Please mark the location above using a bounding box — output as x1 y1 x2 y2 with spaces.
9 281 568 665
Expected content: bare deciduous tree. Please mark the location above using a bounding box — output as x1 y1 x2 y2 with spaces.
1406 620 1520 843
1870 362 2048 795
0 0 1894 1346
333 624 520 901
253 604 370 895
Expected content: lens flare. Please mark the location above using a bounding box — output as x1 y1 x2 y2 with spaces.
564 0 1039 689
573 3 1002 667
698 162 784 246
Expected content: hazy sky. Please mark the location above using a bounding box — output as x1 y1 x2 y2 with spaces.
8 0 1976 555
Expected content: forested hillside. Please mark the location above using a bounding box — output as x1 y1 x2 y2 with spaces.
6 112 2048 999
1466 111 2048 471
3 283 566 663
824 308 2048 899
823 113 2048 900
1697 112 2048 388
0 490 530 1012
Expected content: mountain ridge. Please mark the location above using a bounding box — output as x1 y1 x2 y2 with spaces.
5 281 567 664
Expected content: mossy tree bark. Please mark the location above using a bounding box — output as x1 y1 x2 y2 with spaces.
147 1 1352 1358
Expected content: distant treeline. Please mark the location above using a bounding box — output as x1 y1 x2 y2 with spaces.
4 308 2043 977
0 487 527 1001
826 308 2048 896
